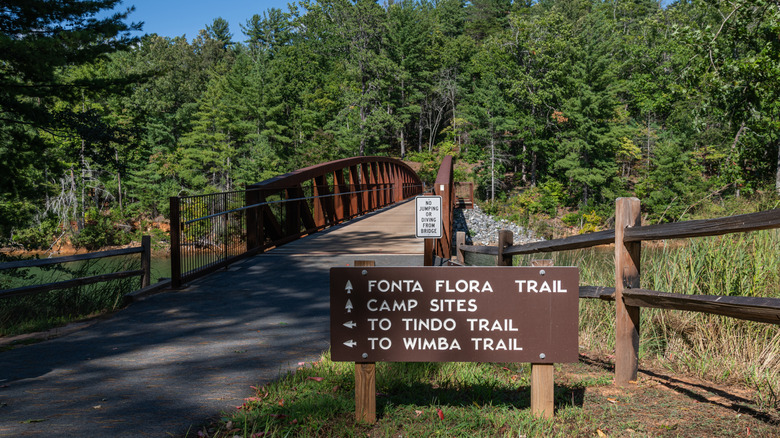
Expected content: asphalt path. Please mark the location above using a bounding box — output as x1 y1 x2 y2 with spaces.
0 202 422 437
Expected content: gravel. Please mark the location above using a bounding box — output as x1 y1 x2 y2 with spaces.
453 204 541 246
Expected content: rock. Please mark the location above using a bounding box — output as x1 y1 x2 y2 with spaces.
452 205 541 247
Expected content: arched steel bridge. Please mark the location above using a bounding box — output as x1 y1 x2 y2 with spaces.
169 155 470 287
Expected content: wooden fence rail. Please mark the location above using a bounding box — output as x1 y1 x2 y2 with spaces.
0 236 151 300
455 199 780 386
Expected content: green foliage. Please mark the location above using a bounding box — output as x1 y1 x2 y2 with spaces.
71 209 131 250
511 180 564 217
3 0 780 246
10 214 62 250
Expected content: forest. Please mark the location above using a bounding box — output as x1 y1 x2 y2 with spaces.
2 0 779 250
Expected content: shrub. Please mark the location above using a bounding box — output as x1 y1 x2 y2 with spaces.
72 209 131 250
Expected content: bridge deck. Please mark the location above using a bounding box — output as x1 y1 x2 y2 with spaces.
0 200 423 437
271 198 422 254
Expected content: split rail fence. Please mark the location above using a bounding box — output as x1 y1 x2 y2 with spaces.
456 198 780 385
170 156 423 287
0 236 151 301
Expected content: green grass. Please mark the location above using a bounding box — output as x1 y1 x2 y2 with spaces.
515 229 780 409
0 256 140 336
192 350 778 437
193 354 602 437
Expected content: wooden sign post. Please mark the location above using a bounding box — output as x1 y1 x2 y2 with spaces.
530 259 555 418
330 261 579 422
353 260 376 423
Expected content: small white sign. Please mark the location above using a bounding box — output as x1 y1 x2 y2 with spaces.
415 195 442 238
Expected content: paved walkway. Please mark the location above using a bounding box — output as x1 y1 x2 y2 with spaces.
0 201 422 437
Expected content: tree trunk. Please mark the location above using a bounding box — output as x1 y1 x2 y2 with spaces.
490 128 495 203
400 130 405 160
776 139 780 195
115 149 122 213
521 143 527 184
418 112 423 153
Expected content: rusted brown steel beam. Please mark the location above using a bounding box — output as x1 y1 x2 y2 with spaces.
172 157 422 287
370 162 379 209
433 155 454 259
334 169 348 221
349 165 361 218
248 156 419 191
361 162 372 211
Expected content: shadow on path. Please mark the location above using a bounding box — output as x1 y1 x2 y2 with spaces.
0 240 420 436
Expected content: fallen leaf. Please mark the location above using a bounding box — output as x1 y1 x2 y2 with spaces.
607 398 618 404
437 408 444 420
306 377 323 382
414 410 423 418
225 421 233 430
19 419 46 424
502 367 511 372
597 429 607 437
92 405 102 409
278 399 284 406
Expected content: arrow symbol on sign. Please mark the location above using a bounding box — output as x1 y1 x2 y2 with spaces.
345 280 353 294
343 340 357 348
345 299 353 313
343 321 356 329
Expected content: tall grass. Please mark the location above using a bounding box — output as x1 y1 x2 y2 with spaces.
0 256 139 336
515 229 780 407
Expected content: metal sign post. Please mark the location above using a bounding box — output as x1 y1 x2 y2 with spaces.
415 195 441 266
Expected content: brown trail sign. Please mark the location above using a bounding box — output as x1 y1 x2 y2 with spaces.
329 267 579 364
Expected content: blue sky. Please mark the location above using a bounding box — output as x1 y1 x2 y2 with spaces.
113 0 676 42
113 0 292 41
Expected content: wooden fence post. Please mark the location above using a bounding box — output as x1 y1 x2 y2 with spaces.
530 259 554 418
497 229 513 266
140 235 151 288
615 197 641 386
353 260 376 423
169 196 181 289
456 231 466 264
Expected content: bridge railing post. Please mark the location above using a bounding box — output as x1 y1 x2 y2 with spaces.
140 235 151 288
170 196 181 289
